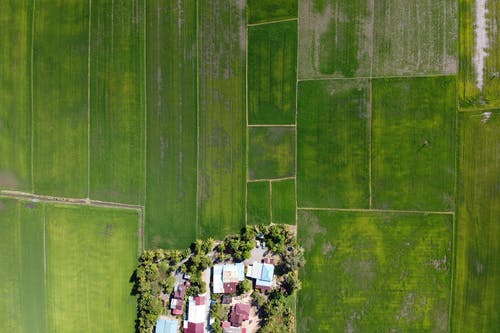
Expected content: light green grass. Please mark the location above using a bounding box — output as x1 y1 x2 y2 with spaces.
297 79 370 208
247 181 271 225
298 0 372 79
145 0 198 249
453 111 500 332
45 204 138 333
458 0 500 109
198 0 246 239
248 126 295 180
298 210 452 333
372 76 456 211
247 0 297 24
271 179 295 224
0 199 46 333
248 21 297 124
89 0 145 205
0 0 32 191
33 0 88 198
373 0 457 76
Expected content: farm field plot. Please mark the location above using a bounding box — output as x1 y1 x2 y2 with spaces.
248 20 297 124
145 0 198 249
0 199 45 333
33 0 89 198
247 0 297 24
298 0 373 79
248 126 295 180
271 179 295 224
44 204 139 333
298 210 452 333
247 181 271 225
197 0 246 239
458 0 500 109
89 0 145 205
297 79 370 208
453 111 500 332
372 76 456 211
0 0 31 192
372 0 457 76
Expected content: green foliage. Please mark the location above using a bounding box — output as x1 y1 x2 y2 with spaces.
282 272 301 296
251 290 267 309
238 279 253 295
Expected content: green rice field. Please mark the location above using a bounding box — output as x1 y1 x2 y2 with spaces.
271 179 296 225
247 0 297 24
247 181 271 225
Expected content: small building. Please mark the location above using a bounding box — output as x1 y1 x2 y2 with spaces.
246 261 275 290
187 295 207 324
170 282 187 316
184 322 204 333
155 317 178 333
230 303 250 327
222 320 247 333
213 263 245 294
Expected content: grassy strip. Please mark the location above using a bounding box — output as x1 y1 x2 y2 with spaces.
0 0 32 191
33 0 88 197
453 111 500 331
372 76 456 211
298 210 452 332
197 0 246 239
297 79 370 208
89 0 145 204
248 21 297 124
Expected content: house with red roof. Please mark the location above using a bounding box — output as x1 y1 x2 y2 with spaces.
230 303 250 327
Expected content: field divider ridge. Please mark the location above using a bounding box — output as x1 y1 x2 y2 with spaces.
369 79 373 209
247 124 296 127
245 22 249 225
298 73 456 82
298 207 455 215
30 0 36 194
248 176 296 183
247 17 297 27
87 0 92 199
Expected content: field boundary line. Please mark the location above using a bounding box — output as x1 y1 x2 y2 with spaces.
247 17 297 27
248 176 295 183
195 0 200 238
369 0 374 77
298 73 455 82
269 181 273 223
43 206 46 288
369 80 373 208
458 107 500 113
247 124 296 127
142 0 147 250
30 0 36 194
297 207 455 215
245 23 249 225
295 11 299 228
1 190 143 211
87 0 92 199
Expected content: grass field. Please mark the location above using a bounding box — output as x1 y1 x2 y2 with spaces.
298 210 452 332
45 204 139 333
247 181 271 225
197 0 246 239
33 0 89 198
297 79 370 208
145 0 198 249
372 76 456 211
248 126 295 180
453 111 500 332
248 21 297 124
247 0 297 24
372 0 457 76
271 179 295 224
0 199 46 333
458 0 500 109
0 0 31 191
89 0 145 204
298 0 373 79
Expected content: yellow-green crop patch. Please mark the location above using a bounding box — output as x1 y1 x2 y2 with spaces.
297 79 370 208
33 0 89 198
89 0 145 205
247 181 271 225
145 0 198 249
271 179 296 224
0 0 31 191
248 126 295 180
372 76 456 211
458 0 500 109
298 210 452 333
248 21 297 124
453 111 500 332
247 0 297 24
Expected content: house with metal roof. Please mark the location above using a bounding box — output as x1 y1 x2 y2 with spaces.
155 317 178 333
246 261 275 290
212 263 245 293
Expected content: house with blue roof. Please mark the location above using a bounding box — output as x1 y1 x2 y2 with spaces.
212 262 245 293
246 261 275 290
155 317 178 333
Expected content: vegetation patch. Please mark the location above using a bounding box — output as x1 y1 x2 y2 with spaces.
372 76 456 211
247 181 271 225
271 179 296 225
297 79 370 208
89 0 145 205
453 111 500 331
145 0 198 249
248 21 297 125
298 210 452 333
247 0 297 24
248 127 295 180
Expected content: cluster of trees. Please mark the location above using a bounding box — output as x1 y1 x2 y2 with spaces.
209 302 230 333
215 227 255 262
257 290 295 333
181 238 214 295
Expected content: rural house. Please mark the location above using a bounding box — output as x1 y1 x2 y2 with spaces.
246 261 275 290
212 263 245 293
